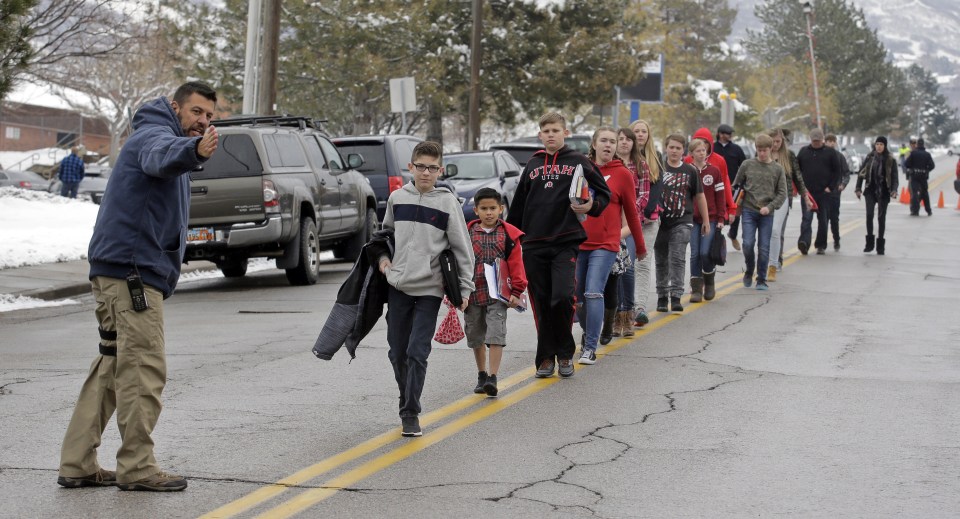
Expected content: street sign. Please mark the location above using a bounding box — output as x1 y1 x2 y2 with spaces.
619 55 663 103
389 77 416 113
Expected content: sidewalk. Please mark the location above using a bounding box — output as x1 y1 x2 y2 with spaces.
0 260 214 301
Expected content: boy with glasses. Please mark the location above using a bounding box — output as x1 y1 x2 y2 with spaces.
377 141 474 437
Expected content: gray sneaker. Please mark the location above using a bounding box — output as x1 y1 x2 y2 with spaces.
57 468 117 488
117 471 187 492
535 359 555 378
558 359 575 377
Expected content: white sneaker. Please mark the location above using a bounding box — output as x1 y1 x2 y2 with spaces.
578 349 597 365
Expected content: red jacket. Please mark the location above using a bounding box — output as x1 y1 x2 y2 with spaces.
466 219 528 298
685 127 736 218
692 162 728 223
581 159 646 256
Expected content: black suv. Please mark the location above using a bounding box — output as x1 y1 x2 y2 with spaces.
185 116 378 285
333 135 423 221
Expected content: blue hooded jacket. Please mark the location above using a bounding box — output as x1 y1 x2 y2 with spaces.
88 97 207 298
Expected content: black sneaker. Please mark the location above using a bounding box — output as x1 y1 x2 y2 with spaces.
742 273 753 288
670 297 683 313
57 468 117 488
816 248 825 255
834 240 840 251
578 349 597 365
798 240 809 255
482 374 498 397
535 359 555 378
474 371 487 394
401 416 422 437
557 359 575 377
656 297 668 312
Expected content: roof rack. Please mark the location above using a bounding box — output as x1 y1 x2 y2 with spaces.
212 115 328 131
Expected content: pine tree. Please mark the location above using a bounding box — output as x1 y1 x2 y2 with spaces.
0 0 36 100
744 0 906 133
898 64 960 145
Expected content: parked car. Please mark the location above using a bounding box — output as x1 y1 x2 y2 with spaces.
184 115 378 285
487 142 542 168
48 159 111 203
444 150 522 221
0 169 51 191
947 144 960 156
332 135 422 222
513 134 592 155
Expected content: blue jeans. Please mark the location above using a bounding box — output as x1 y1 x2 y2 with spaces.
60 181 80 198
617 235 637 312
386 287 442 418
689 222 717 276
741 208 774 282
575 248 617 352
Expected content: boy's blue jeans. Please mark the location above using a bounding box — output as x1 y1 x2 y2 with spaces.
689 222 717 276
575 248 617 352
741 208 774 282
386 287 442 418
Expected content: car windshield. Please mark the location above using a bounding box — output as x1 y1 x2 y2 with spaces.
445 155 496 180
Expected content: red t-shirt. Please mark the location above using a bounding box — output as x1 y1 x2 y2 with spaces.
581 159 645 256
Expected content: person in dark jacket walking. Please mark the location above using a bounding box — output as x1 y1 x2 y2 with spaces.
855 136 899 255
905 138 936 216
506 112 610 379
796 128 842 255
58 82 219 492
58 146 85 198
824 134 851 250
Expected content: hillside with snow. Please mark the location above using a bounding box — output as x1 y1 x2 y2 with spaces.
730 0 960 108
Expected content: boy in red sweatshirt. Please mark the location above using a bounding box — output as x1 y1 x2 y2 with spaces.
688 137 727 302
464 188 527 397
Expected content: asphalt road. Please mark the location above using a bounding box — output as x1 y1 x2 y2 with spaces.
1 159 958 518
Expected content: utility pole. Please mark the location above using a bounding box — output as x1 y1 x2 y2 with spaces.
466 0 482 150
242 0 263 114
257 0 281 116
800 0 822 130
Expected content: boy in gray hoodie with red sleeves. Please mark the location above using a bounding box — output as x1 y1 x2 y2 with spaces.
378 141 475 437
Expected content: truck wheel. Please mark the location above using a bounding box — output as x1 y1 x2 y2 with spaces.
285 217 320 285
219 258 248 278
339 208 378 262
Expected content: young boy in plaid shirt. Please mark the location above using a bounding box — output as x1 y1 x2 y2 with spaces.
464 188 527 397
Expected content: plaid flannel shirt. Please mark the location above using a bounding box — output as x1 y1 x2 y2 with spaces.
468 223 506 306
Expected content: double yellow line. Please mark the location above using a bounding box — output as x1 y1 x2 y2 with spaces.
200 220 862 519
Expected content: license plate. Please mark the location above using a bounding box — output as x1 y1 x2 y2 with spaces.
187 227 215 243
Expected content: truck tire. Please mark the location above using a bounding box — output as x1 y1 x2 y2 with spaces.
285 217 320 286
338 208 378 262
219 258 248 278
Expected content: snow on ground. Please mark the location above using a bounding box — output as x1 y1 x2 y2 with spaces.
0 187 101 269
0 294 80 312
0 148 69 171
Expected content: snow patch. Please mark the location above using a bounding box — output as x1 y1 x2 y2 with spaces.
0 188 101 270
0 294 80 313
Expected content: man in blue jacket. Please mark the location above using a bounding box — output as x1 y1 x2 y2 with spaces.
58 146 85 198
57 82 219 492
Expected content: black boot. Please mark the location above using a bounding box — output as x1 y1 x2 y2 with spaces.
600 308 615 345
656 297 669 312
690 277 703 303
876 238 885 255
703 271 716 301
863 235 875 253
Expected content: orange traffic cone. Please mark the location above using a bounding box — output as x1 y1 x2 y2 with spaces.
899 187 909 204
937 191 945 209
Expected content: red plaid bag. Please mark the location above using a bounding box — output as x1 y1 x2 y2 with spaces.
433 298 465 344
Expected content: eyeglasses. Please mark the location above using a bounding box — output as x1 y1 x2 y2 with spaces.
412 163 441 173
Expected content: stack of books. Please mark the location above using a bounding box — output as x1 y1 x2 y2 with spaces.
568 164 590 221
483 259 527 312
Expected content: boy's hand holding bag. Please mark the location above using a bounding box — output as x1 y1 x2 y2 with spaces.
433 297 465 344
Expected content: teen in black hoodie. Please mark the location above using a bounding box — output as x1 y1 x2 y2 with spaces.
506 112 610 378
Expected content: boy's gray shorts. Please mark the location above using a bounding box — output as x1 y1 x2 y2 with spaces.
464 301 508 348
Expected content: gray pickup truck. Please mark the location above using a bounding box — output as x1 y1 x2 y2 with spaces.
185 116 378 285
